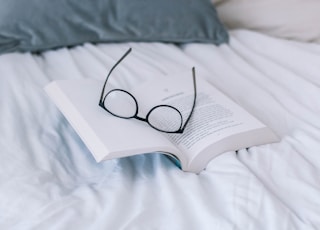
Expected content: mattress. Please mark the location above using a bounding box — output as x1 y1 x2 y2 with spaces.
1 30 320 229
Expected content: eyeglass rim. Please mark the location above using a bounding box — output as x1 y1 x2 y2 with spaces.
98 47 197 134
101 92 185 132
99 88 139 119
146 104 184 133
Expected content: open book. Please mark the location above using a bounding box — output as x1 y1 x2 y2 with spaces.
44 70 278 173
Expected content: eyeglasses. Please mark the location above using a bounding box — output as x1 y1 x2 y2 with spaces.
99 48 197 134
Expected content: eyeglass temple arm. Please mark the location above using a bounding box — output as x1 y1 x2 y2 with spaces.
180 67 197 133
99 48 132 104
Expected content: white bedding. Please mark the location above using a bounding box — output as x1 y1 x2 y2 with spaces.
1 30 320 229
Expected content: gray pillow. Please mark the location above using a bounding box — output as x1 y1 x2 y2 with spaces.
0 0 229 54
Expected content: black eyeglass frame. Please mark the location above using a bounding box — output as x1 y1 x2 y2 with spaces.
98 48 197 134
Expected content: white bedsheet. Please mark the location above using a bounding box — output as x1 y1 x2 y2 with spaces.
0 30 320 229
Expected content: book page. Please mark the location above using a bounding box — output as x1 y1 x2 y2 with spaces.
132 72 267 163
45 79 183 164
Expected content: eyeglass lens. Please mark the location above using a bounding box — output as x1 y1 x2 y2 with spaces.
103 89 137 118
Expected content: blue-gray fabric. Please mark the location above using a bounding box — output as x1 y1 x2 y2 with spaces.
0 0 229 54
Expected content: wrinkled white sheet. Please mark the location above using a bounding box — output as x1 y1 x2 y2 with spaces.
0 30 320 229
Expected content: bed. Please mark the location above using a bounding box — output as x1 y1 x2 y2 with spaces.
1 0 320 229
